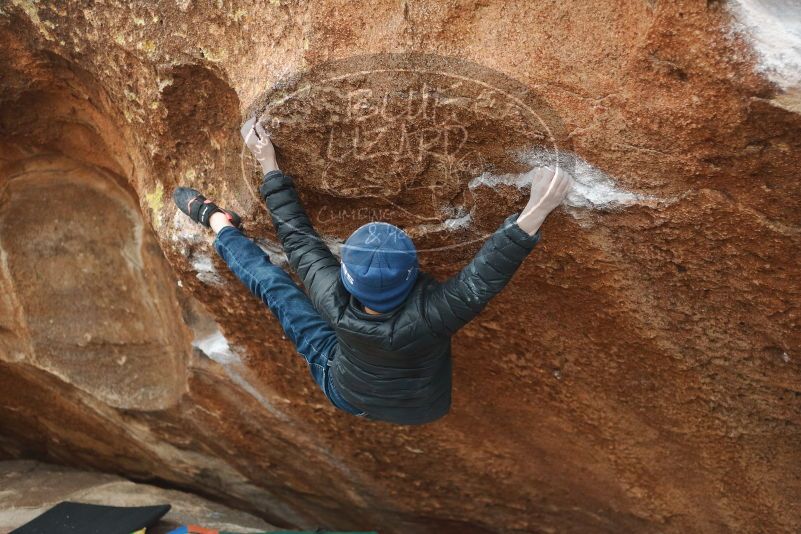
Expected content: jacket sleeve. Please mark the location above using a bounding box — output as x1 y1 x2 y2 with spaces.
259 170 346 322
423 214 541 335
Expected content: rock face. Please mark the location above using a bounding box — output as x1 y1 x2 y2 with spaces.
0 1 799 533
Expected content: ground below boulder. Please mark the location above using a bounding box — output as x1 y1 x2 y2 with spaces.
0 461 275 533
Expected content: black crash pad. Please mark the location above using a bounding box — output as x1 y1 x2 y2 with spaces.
11 501 171 534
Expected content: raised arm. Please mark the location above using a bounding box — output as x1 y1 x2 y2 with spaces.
241 118 346 321
423 167 573 335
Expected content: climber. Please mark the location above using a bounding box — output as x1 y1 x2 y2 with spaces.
173 117 573 425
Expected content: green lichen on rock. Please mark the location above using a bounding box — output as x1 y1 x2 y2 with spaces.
145 182 164 227
138 40 157 56
10 0 54 40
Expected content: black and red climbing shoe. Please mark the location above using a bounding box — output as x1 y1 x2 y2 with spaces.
173 187 242 228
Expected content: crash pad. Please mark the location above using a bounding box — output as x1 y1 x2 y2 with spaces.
10 501 170 534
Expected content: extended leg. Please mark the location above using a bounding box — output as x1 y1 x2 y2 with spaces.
172 153 364 415
214 225 335 387
213 222 365 416
173 188 332 388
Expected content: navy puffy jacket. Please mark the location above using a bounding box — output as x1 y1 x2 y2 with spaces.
261 171 541 425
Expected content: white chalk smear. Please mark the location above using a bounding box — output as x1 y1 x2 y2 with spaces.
190 254 213 272
728 0 801 91
193 330 240 365
410 212 473 234
191 253 223 285
438 212 473 231
469 148 654 211
193 328 288 420
170 209 205 243
469 171 530 191
172 211 226 284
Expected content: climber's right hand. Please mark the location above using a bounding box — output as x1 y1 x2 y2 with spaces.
515 166 574 236
241 117 279 174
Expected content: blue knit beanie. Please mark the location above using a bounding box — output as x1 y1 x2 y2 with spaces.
340 222 419 313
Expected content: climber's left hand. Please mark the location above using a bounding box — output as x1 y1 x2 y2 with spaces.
516 166 574 235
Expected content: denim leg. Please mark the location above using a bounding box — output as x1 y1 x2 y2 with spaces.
213 226 364 416
214 226 334 384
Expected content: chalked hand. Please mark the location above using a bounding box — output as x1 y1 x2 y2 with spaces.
516 166 574 236
241 116 279 174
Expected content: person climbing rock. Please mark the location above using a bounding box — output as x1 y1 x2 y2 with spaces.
173 117 574 425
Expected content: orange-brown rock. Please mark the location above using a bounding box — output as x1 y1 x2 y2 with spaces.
0 1 799 533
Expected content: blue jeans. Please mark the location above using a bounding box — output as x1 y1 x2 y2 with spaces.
214 226 365 416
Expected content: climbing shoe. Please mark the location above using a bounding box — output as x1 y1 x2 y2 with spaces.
173 187 242 228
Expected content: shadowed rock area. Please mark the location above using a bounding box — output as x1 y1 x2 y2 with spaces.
0 1 799 533
1 157 188 410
